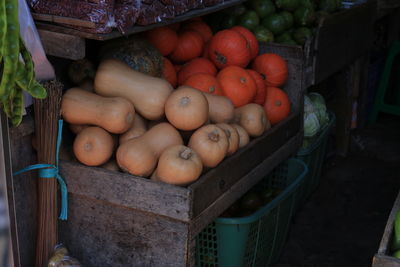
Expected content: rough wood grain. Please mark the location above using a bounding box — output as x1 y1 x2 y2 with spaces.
38 30 85 60
60 161 192 222
189 133 303 238
7 113 38 267
32 13 96 28
59 195 190 267
189 112 301 217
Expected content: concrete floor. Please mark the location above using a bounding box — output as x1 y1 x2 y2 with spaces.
275 115 400 267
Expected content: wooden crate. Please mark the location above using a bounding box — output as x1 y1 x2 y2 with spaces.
373 191 400 267
55 46 305 267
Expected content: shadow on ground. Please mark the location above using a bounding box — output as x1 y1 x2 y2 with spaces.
275 116 400 267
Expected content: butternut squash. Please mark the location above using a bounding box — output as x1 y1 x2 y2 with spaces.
116 122 183 177
234 103 270 137
94 59 173 120
165 86 209 131
73 126 114 166
62 87 135 134
231 124 250 148
69 124 89 135
151 145 203 186
216 123 239 156
203 93 235 123
119 113 147 144
101 159 121 172
188 124 229 168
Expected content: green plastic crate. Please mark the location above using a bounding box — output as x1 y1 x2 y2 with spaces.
296 111 336 204
195 158 308 267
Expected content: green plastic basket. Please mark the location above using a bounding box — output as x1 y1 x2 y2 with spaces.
296 111 336 204
195 158 308 267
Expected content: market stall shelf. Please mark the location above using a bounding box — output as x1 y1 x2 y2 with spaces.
55 46 304 266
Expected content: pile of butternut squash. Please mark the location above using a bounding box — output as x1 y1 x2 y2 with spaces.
61 59 273 187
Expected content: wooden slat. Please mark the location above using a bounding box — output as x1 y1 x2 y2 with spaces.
373 255 400 267
60 196 190 267
34 0 247 40
60 161 192 222
38 30 85 60
189 112 301 217
189 133 303 238
32 13 96 29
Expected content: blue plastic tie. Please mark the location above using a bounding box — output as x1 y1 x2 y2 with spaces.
13 120 68 220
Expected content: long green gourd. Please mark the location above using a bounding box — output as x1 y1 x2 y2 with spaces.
0 0 47 126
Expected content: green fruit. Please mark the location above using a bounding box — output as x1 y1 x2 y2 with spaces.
280 11 294 30
253 26 275 42
275 0 300 11
250 0 276 18
292 27 312 45
319 0 338 13
262 14 287 35
238 10 260 30
220 14 237 29
294 6 315 26
276 32 293 43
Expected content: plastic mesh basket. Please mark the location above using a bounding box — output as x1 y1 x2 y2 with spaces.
296 111 336 204
195 158 308 267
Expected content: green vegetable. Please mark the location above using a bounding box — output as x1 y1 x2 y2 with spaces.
275 0 300 11
280 11 294 30
394 211 400 251
250 0 276 18
294 6 316 26
304 95 320 137
0 0 48 126
308 92 329 128
253 26 275 42
238 10 260 30
262 14 287 35
11 86 23 126
393 250 400 259
276 32 293 43
292 27 312 45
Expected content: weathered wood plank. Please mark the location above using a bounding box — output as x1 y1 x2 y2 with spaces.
60 161 192 222
189 112 301 217
59 195 190 267
32 13 96 28
5 112 38 267
189 133 303 238
373 255 400 267
38 30 85 60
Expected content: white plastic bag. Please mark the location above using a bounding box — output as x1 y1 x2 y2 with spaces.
18 0 55 107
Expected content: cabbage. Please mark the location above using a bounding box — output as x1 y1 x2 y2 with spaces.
308 92 329 128
304 95 320 137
